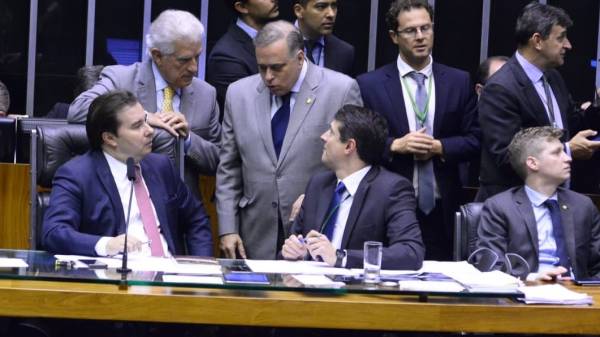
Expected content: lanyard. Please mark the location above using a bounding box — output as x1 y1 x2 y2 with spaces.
401 74 433 127
319 193 351 233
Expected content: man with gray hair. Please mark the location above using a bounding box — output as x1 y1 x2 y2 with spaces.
68 9 221 200
477 126 600 281
217 20 362 259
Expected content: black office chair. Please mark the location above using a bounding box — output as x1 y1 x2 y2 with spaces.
0 117 16 163
17 118 69 163
453 202 484 261
30 125 184 249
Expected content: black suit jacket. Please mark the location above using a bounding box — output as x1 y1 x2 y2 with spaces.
206 24 258 111
291 166 425 270
357 62 480 222
323 34 355 77
478 55 600 198
477 186 600 279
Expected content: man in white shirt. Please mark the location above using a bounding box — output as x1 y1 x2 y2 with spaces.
43 91 213 257
281 105 424 269
477 126 600 281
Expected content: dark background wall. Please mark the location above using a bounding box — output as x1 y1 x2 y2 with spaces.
0 0 598 116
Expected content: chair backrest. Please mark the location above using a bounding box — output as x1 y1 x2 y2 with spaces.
0 117 16 163
453 202 484 261
17 118 68 163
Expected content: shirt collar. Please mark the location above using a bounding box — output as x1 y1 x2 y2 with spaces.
151 62 181 96
103 151 129 183
236 18 258 40
524 185 558 207
516 51 544 83
397 54 433 78
290 59 308 94
339 166 372 197
294 20 325 46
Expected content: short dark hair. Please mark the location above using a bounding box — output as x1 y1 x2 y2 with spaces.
515 2 572 47
476 56 509 85
386 0 434 32
293 0 310 6
86 91 139 151
334 105 388 165
508 126 563 179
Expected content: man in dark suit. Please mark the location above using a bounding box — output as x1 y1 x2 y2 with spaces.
477 2 600 201
356 0 479 261
69 10 220 201
44 91 213 257
206 0 279 112
282 105 424 269
293 0 355 76
477 127 600 281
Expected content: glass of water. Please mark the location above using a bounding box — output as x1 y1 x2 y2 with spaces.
363 241 382 284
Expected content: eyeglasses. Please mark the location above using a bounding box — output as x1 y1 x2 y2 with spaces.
395 23 433 38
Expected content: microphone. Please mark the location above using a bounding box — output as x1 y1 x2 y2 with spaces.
117 157 136 281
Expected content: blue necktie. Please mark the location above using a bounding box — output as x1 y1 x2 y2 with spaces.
322 182 347 241
304 40 322 64
271 93 291 158
408 71 435 215
543 199 571 272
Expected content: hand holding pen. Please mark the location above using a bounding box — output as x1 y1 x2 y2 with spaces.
281 234 308 260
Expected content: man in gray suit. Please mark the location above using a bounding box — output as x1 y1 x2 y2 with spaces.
217 20 362 260
68 10 220 199
477 126 600 281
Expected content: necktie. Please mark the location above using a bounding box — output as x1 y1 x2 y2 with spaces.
162 86 175 112
134 166 165 257
304 40 321 64
322 182 347 241
407 71 435 215
271 93 291 158
541 75 556 127
543 199 571 272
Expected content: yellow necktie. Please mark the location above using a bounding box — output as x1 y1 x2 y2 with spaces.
162 86 175 112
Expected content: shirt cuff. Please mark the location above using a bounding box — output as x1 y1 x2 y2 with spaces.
183 133 192 153
341 249 348 268
94 237 112 257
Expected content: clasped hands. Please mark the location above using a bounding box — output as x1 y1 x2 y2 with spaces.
146 110 189 138
390 127 442 160
282 230 337 266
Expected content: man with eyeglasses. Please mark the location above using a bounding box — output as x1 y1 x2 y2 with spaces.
68 10 221 201
477 126 600 281
293 0 355 76
216 20 361 260
357 0 479 261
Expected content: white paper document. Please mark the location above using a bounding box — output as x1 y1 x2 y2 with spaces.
398 280 465 292
518 284 593 305
162 275 223 285
0 258 28 268
245 259 356 276
292 274 345 287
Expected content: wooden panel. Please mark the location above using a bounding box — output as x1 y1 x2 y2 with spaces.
0 164 29 249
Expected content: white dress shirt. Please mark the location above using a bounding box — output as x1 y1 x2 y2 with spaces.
270 59 308 118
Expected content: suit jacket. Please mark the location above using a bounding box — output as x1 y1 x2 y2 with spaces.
357 62 480 221
323 34 355 77
216 62 363 259
42 151 213 257
477 186 600 279
478 55 600 198
291 167 425 269
67 59 221 199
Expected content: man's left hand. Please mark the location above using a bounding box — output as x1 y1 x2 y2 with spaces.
305 230 336 266
158 111 189 138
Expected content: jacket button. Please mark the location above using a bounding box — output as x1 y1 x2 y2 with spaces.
271 202 278 208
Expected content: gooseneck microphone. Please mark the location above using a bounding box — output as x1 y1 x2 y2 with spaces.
117 157 136 278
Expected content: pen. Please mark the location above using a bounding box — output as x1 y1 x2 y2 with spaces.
298 236 324 262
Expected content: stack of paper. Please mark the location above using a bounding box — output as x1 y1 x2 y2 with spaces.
398 280 465 292
518 284 593 305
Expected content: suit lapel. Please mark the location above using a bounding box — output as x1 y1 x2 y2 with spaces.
510 56 550 126
137 60 158 113
255 81 278 166
180 84 195 118
383 65 410 135
278 62 319 164
514 187 540 260
557 189 576 270
92 152 126 234
340 167 376 248
140 160 176 253
431 63 446 136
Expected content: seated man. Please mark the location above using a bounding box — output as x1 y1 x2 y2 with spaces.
477 126 600 280
281 105 425 269
43 91 213 257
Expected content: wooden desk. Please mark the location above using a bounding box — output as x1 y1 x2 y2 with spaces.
0 278 599 334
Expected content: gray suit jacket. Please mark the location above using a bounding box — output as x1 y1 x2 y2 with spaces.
216 62 362 259
67 60 221 199
477 186 600 279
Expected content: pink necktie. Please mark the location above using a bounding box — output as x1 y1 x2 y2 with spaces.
134 166 165 257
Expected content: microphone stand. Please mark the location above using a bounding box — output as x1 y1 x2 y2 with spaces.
117 158 136 289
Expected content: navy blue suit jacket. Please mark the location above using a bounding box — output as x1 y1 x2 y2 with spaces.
323 34 355 77
42 151 213 256
291 166 425 270
357 62 480 215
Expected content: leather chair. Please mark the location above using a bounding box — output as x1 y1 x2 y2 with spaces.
453 202 484 261
30 125 183 249
0 117 16 163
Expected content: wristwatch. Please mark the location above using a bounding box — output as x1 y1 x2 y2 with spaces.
334 249 346 268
